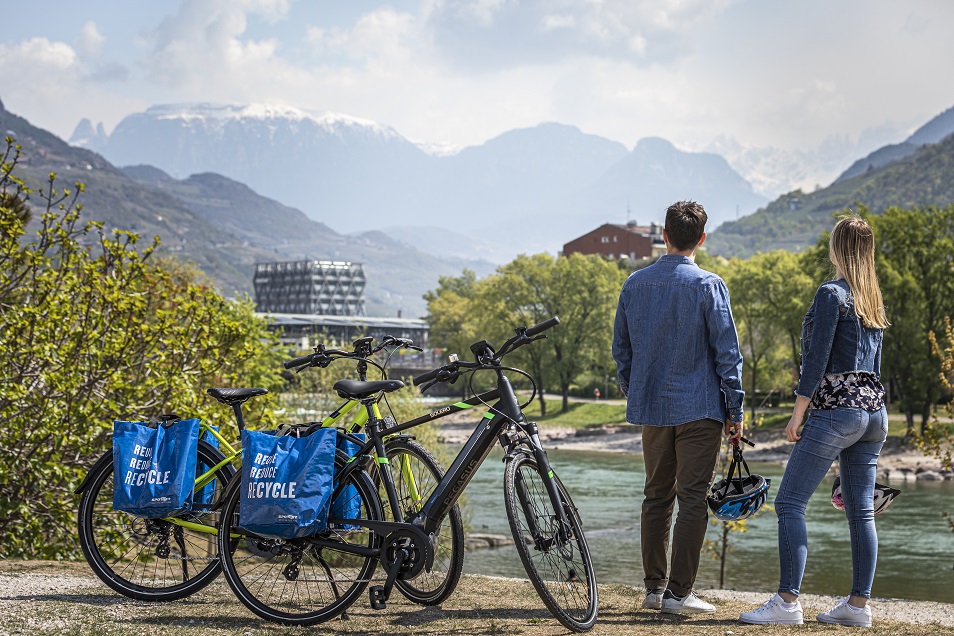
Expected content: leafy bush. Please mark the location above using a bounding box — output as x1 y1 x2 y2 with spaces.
0 139 283 558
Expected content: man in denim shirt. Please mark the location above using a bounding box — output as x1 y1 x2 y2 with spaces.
613 201 744 615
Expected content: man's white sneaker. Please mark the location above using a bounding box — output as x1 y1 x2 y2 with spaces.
817 597 873 627
739 594 804 625
641 588 664 610
661 590 716 615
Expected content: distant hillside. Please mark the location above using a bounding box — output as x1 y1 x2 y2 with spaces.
708 131 954 257
836 104 954 182
2 99 494 317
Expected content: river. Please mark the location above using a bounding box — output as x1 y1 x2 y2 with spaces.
457 448 954 604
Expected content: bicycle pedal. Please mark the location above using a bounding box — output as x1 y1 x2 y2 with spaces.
369 585 387 610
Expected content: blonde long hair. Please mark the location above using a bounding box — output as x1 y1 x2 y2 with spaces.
829 216 890 329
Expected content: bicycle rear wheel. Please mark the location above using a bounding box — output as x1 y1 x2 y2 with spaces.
217 452 383 625
77 441 233 601
503 452 598 632
384 438 464 605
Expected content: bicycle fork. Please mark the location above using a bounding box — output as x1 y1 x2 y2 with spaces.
510 421 574 550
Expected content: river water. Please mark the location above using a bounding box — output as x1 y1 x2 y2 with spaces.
458 448 954 604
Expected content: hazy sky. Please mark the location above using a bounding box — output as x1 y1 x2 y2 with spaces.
2 0 953 153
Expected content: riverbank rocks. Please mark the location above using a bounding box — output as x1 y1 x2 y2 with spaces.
880 467 953 481
464 533 521 552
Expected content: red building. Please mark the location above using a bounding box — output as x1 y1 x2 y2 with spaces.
563 221 665 260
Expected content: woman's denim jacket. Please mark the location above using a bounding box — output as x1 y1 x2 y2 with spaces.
795 279 884 400
612 255 744 426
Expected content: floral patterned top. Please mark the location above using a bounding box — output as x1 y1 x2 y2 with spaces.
809 371 885 411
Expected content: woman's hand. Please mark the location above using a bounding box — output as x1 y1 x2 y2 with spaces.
785 415 803 442
786 396 811 442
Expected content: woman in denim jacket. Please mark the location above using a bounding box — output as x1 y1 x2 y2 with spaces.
741 217 889 627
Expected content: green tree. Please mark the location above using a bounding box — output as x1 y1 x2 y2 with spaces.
0 140 284 558
722 251 814 419
871 205 954 435
423 269 484 360
480 253 625 413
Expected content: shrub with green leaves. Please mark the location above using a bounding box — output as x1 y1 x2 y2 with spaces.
0 139 283 558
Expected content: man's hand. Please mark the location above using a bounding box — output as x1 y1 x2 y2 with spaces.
725 418 743 446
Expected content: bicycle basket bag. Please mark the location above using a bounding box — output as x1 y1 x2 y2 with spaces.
195 425 219 508
240 426 337 539
330 433 365 529
112 417 201 518
707 444 771 522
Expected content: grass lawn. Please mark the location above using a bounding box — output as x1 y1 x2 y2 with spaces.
522 399 627 429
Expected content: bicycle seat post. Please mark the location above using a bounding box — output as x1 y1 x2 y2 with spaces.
231 403 247 431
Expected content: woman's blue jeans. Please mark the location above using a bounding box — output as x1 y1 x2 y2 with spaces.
774 406 888 598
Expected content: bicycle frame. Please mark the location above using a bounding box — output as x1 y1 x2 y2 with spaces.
330 370 570 548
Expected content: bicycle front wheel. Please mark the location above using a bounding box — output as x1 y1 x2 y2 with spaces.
503 453 598 632
217 452 383 625
77 442 233 601
384 438 464 605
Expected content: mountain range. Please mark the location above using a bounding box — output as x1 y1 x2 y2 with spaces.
9 92 954 309
71 103 768 256
707 111 954 257
1 97 495 317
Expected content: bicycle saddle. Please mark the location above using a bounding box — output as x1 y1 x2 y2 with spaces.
333 379 405 400
207 387 269 405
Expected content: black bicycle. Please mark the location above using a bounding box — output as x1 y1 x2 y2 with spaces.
216 317 598 631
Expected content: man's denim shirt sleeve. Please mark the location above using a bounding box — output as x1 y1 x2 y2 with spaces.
612 294 631 398
795 285 840 400
707 279 744 423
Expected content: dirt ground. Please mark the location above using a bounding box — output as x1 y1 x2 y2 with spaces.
1 561 951 636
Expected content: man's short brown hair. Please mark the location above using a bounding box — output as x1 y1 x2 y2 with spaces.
665 201 708 251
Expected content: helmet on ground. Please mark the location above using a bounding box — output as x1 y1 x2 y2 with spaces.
830 476 900 515
707 445 771 521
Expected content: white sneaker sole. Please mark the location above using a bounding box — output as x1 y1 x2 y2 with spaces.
739 615 804 625
817 613 871 627
662 605 716 615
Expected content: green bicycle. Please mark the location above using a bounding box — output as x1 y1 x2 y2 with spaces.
75 336 463 604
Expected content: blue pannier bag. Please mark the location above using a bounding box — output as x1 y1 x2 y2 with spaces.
113 417 201 518
195 426 219 507
331 433 365 529
240 427 337 539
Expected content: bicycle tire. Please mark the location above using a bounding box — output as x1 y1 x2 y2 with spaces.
384 438 464 605
77 441 234 601
503 453 598 632
217 450 383 625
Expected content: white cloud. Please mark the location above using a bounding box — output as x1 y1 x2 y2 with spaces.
143 0 297 91
541 14 575 32
77 22 106 58
0 36 141 139
305 8 417 67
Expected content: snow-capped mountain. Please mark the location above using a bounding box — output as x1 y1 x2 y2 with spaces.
702 126 908 200
72 102 768 255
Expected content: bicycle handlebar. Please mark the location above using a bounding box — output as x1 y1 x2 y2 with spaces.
525 316 560 338
413 317 560 388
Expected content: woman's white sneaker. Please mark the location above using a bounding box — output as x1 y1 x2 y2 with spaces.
817 598 872 627
661 590 716 614
739 594 804 625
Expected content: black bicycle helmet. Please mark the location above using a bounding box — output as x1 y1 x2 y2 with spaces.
708 444 771 521
830 476 900 515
